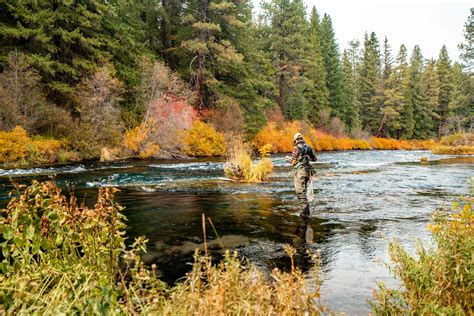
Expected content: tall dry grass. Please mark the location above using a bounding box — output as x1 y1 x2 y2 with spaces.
432 132 474 155
224 142 273 182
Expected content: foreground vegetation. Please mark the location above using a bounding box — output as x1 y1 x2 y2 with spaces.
0 179 472 314
0 181 325 314
371 196 474 314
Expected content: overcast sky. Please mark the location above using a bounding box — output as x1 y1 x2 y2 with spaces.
253 0 471 61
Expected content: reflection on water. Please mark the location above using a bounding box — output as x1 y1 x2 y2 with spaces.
0 150 472 314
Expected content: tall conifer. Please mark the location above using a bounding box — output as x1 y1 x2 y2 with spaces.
306 6 330 123
436 45 453 136
320 14 343 120
407 45 424 139
359 32 381 134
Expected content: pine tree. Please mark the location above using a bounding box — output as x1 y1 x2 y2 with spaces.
157 0 186 70
261 0 310 119
407 45 424 139
181 0 245 109
380 44 408 137
320 14 344 121
420 59 440 139
436 45 453 136
448 62 473 132
458 8 473 73
0 0 116 104
382 37 393 81
341 50 360 132
223 1 276 137
305 6 330 123
359 32 381 134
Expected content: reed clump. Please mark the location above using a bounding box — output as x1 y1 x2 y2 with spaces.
371 197 474 314
0 181 324 314
224 142 273 182
432 145 474 155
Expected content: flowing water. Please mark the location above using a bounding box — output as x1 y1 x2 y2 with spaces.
0 150 472 314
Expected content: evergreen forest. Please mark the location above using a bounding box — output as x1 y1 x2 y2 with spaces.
0 1 472 161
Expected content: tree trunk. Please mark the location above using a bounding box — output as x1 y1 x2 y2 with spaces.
195 0 208 109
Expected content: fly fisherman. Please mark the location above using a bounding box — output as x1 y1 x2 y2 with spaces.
288 133 317 220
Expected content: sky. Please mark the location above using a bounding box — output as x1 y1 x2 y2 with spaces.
253 0 471 61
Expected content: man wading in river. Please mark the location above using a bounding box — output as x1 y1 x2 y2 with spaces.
288 133 317 220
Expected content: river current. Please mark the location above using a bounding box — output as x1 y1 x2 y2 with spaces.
0 150 472 314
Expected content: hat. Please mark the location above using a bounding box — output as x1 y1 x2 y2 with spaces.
293 133 303 141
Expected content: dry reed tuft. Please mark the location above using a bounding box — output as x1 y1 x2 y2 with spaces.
432 145 474 155
224 142 273 182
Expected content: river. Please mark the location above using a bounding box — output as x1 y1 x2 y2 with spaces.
0 150 472 314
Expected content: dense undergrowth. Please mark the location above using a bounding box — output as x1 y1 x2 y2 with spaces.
432 132 474 155
371 196 474 314
0 126 79 167
253 121 437 153
1 120 452 168
0 181 325 314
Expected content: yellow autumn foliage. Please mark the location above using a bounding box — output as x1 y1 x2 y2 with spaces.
124 123 160 159
0 126 63 165
184 121 226 157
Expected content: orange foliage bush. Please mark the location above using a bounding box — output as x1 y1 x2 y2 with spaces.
0 126 63 164
184 121 226 157
253 121 437 153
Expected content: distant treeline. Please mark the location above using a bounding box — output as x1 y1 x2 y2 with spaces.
0 1 472 157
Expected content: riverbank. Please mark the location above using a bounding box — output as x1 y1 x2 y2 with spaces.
1 123 472 170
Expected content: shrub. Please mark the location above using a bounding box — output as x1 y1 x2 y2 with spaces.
253 121 300 153
207 96 245 136
0 126 30 163
0 181 165 314
408 139 437 150
184 121 226 157
74 65 125 155
0 181 326 314
124 123 160 159
440 133 474 146
254 120 437 153
137 58 196 152
0 126 64 165
224 143 273 182
371 197 473 314
0 52 46 133
27 137 62 164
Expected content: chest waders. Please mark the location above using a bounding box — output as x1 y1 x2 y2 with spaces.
293 143 314 220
